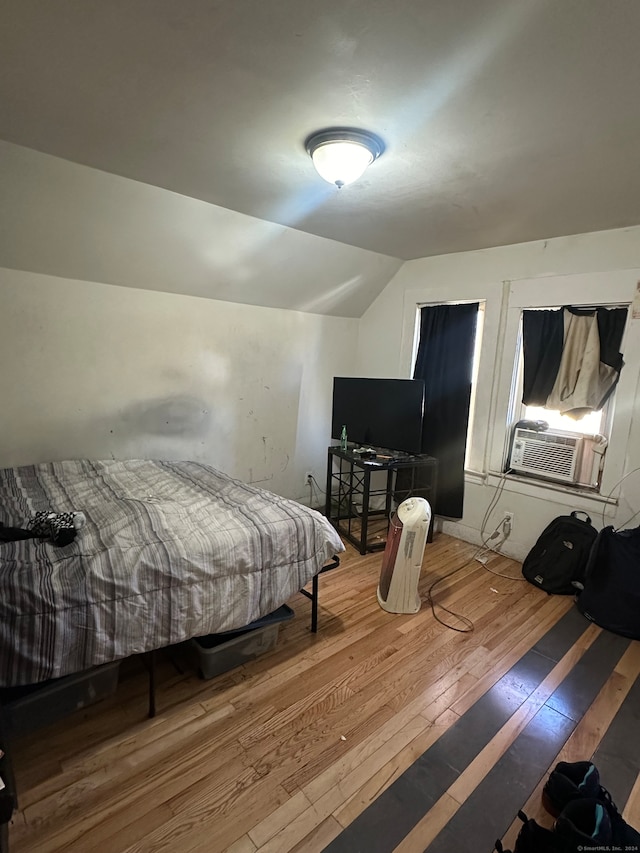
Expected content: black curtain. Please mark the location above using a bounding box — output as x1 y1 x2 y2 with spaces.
521 309 564 405
597 308 627 371
413 303 479 519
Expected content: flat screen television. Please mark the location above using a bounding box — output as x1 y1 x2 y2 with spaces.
331 377 425 454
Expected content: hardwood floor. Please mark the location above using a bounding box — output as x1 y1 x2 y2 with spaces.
6 534 640 852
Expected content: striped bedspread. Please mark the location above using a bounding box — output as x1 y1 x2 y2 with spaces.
0 459 344 686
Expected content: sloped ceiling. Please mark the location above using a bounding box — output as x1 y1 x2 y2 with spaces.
0 141 401 317
1 0 639 315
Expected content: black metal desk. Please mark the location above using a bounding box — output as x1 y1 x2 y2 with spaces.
324 446 437 554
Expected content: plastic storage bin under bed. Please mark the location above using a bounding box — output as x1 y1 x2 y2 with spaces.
191 604 295 679
0 661 121 737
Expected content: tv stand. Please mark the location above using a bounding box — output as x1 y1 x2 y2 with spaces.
324 446 438 555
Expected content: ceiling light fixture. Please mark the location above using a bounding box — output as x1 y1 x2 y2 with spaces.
305 128 385 188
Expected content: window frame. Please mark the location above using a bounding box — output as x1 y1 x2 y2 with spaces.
508 311 616 441
489 273 635 506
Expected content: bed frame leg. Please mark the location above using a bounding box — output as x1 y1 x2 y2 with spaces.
311 574 318 633
300 556 340 634
148 649 156 718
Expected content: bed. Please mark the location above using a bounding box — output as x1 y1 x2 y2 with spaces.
0 459 344 688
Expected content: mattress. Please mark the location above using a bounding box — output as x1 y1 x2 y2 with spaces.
0 459 344 686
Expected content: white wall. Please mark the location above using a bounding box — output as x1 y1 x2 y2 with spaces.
0 268 357 502
0 141 386 508
356 226 640 558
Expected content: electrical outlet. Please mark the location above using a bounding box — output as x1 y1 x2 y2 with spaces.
305 471 313 487
503 511 514 525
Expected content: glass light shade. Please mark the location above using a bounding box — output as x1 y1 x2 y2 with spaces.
306 129 384 188
311 140 375 187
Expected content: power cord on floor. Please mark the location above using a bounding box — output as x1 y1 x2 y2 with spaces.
425 541 487 634
426 569 476 632
425 474 524 633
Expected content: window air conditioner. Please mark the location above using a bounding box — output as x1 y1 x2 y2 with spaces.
508 427 607 487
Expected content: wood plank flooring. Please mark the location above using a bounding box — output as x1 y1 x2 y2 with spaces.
6 533 640 852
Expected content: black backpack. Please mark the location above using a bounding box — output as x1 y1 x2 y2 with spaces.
522 511 598 595
576 525 640 639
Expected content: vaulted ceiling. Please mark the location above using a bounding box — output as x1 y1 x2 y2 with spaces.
1 1 639 314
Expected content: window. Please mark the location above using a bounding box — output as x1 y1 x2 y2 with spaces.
506 304 627 490
520 403 604 437
493 271 636 505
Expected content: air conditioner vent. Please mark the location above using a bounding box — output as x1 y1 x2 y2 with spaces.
520 440 576 477
508 428 583 483
533 432 578 447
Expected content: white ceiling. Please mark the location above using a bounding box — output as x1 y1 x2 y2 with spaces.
1 0 639 263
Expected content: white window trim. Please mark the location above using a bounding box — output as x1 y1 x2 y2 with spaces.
461 468 619 530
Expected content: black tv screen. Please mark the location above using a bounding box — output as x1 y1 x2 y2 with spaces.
331 377 425 454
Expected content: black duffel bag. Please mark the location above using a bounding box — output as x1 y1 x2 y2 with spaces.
576 525 640 640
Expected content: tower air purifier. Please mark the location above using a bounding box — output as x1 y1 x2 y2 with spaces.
377 497 431 614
